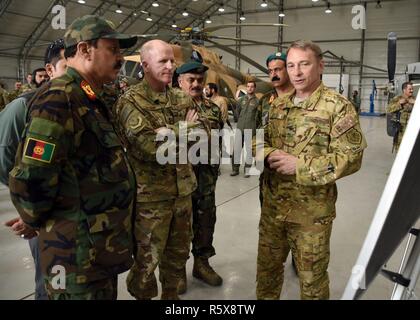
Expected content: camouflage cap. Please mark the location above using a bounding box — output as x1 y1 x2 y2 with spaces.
64 15 137 49
266 52 287 66
176 60 209 75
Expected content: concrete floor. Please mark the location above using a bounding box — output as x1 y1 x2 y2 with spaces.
0 116 419 300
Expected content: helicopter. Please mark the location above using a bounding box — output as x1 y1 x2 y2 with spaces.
120 23 289 100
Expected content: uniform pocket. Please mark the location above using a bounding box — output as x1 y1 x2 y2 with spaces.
91 121 129 183
85 211 133 269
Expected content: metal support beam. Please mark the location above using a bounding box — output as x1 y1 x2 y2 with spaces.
235 0 242 71
116 0 155 32
214 0 401 16
277 0 284 51
418 39 420 62
17 0 114 80
127 0 221 55
17 0 71 79
122 0 194 56
358 2 367 100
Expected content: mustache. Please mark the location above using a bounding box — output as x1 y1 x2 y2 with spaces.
271 76 281 82
114 61 123 70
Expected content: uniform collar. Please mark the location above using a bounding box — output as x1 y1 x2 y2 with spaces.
246 94 257 101
285 82 325 111
141 78 169 104
66 67 104 102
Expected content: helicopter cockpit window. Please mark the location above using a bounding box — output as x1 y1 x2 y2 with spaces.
191 50 203 63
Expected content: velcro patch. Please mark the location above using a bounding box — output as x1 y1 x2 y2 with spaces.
332 114 356 137
81 80 96 101
24 138 56 163
346 128 362 145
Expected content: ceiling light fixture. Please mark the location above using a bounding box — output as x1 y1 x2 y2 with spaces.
239 12 246 21
116 5 123 14
171 20 177 28
279 12 285 17
205 16 212 24
218 3 225 12
77 0 86 4
182 9 189 16
152 2 159 7
325 2 332 14
146 13 153 21
260 0 268 8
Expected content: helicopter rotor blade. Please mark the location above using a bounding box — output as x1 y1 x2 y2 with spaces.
203 23 288 33
205 38 268 74
208 35 278 47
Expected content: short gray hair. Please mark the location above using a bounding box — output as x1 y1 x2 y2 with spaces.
287 40 323 60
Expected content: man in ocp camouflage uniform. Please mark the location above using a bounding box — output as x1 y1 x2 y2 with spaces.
387 81 415 152
9 15 138 300
7 81 22 102
113 40 198 300
254 40 366 300
176 61 224 294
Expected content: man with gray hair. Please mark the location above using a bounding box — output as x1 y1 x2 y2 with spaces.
255 40 366 299
113 39 198 300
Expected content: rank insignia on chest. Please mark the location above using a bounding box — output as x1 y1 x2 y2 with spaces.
269 95 275 104
24 138 56 163
81 80 96 101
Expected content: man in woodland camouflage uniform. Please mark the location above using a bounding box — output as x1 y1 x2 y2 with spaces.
9 15 137 300
254 40 366 300
176 60 224 294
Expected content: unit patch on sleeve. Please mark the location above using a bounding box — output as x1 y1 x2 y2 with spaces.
23 138 56 163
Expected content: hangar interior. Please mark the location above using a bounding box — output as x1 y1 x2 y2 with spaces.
0 0 419 300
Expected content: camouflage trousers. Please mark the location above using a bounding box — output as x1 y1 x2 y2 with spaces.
256 209 332 300
46 275 118 300
393 125 406 152
126 196 192 299
191 164 219 259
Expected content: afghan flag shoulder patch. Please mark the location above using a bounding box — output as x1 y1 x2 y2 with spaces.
23 138 56 163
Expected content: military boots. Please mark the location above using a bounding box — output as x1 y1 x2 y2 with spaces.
161 288 180 300
192 257 223 286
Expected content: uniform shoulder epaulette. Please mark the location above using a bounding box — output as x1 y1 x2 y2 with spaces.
171 88 191 105
121 82 147 103
49 73 74 91
322 87 350 109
